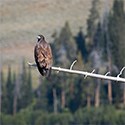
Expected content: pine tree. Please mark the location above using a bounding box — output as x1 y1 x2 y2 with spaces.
87 0 100 51
108 0 125 105
75 28 88 62
0 65 3 113
52 21 77 67
102 7 113 105
4 65 14 114
13 72 18 115
51 21 77 110
26 66 33 104
18 59 33 110
108 0 125 68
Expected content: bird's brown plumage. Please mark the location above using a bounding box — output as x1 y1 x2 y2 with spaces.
34 35 53 76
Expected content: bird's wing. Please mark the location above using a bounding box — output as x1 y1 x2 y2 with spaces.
34 44 46 67
44 44 53 68
34 43 53 68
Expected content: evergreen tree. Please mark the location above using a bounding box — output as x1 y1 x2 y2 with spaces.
87 0 100 51
51 22 77 111
52 21 77 67
108 0 125 68
27 67 33 103
108 0 125 105
13 72 18 115
3 65 14 114
18 59 33 110
0 66 3 113
75 28 88 62
34 77 53 111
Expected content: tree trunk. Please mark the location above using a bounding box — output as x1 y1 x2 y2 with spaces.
61 89 65 109
13 74 20 115
13 80 18 115
108 81 112 104
0 61 2 113
53 88 58 114
87 95 91 108
123 72 125 105
95 79 101 107
13 93 17 115
0 82 1 113
107 57 112 104
123 83 125 105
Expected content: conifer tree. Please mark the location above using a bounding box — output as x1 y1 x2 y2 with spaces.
5 65 14 114
18 59 33 110
26 67 33 103
87 0 100 50
52 21 77 67
0 66 3 113
51 22 77 110
75 28 88 62
108 0 125 68
13 72 18 115
108 0 125 104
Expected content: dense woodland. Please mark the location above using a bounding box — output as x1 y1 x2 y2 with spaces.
0 0 125 124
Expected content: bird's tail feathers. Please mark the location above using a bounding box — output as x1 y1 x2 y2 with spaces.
46 67 52 79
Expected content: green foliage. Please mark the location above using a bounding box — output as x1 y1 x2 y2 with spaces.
52 21 77 67
108 0 125 68
35 112 73 125
75 28 88 62
2 65 14 114
87 0 100 49
1 106 125 125
1 0 125 124
18 59 33 110
1 113 26 125
74 106 125 125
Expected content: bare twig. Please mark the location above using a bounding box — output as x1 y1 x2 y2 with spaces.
105 72 110 76
70 60 77 70
117 67 125 78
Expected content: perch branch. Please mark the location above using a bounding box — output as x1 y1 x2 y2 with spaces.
28 62 125 83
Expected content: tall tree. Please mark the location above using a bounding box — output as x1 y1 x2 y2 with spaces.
108 0 125 105
100 1 113 104
108 0 125 68
75 28 88 62
51 21 77 110
18 59 33 110
0 64 2 113
87 0 100 51
5 65 14 114
13 72 18 115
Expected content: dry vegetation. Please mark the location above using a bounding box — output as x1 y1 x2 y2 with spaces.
0 0 114 64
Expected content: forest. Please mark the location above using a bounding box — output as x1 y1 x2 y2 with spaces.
0 0 125 125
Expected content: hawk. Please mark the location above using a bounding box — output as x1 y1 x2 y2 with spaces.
34 35 53 76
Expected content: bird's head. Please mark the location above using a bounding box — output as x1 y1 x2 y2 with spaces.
37 35 45 42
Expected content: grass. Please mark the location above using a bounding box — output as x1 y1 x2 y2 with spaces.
0 0 114 87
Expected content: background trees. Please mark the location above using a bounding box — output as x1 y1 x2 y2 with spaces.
1 0 125 124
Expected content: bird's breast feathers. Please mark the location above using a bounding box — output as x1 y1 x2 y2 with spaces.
34 43 53 69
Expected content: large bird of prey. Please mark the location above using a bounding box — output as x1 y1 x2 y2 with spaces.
34 35 53 76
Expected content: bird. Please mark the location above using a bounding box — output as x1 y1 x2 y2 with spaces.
34 35 53 76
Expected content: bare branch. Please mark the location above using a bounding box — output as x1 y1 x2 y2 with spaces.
28 62 125 83
27 62 37 67
105 72 110 76
117 67 125 78
70 60 77 70
52 67 125 83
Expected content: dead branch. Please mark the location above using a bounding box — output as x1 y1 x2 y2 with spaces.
28 62 125 83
